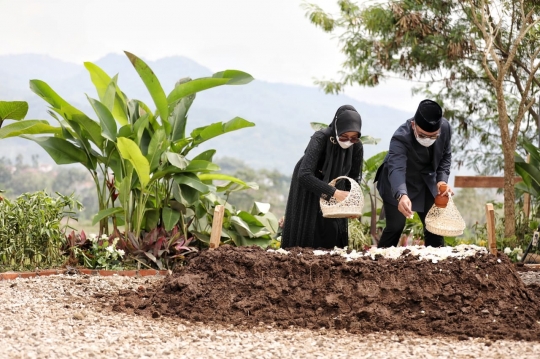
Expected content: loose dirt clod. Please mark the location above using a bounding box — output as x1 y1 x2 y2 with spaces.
115 245 540 341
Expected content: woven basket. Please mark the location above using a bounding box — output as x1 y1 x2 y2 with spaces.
425 196 466 237
320 176 364 218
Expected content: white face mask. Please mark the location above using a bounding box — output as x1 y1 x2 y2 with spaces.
413 124 437 147
335 127 354 149
337 139 354 149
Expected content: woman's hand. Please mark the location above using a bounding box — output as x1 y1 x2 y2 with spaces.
333 190 349 202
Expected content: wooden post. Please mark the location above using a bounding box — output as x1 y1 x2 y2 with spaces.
209 205 224 249
485 203 497 255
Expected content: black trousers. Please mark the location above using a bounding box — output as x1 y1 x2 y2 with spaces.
377 194 444 248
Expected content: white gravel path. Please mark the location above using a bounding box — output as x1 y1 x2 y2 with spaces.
1 273 539 359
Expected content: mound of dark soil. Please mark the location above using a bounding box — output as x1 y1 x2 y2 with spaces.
114 246 540 341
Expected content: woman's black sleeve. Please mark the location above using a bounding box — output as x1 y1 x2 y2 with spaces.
297 133 337 200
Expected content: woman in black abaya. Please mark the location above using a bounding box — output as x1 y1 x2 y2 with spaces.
281 105 363 249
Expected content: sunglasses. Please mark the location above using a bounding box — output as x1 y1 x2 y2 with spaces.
413 124 439 140
338 135 361 143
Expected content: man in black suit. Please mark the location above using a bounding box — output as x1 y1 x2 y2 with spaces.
374 99 453 248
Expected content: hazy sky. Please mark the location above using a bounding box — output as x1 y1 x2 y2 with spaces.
0 0 424 112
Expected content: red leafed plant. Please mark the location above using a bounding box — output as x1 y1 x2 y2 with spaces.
118 225 198 270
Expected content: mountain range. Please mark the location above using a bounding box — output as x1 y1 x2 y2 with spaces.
0 53 412 173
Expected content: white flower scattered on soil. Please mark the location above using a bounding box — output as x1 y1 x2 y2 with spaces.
268 244 488 263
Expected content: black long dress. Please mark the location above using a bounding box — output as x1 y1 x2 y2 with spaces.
281 131 363 249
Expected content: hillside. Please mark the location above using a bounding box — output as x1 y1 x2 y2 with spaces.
0 53 409 173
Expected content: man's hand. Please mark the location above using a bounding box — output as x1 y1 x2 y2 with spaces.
398 195 413 218
333 190 349 202
437 181 454 196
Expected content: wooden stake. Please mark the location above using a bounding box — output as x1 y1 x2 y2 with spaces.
485 203 497 255
209 205 225 249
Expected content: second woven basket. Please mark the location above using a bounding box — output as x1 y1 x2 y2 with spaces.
425 196 466 237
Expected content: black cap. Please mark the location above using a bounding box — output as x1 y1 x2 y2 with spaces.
414 99 442 132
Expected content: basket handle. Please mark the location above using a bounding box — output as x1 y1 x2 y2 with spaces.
325 176 356 203
328 176 354 187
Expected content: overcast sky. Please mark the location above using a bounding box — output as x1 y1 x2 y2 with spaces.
0 0 424 112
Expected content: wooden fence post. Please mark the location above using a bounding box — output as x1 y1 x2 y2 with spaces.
209 205 224 249
485 203 497 255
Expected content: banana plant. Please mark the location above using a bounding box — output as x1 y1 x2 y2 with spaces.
0 51 258 241
515 139 540 197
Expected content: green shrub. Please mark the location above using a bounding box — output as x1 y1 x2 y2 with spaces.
0 191 82 270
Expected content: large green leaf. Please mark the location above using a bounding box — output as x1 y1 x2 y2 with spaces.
0 101 28 121
118 124 133 138
70 114 104 148
237 210 267 227
364 151 387 178
191 117 255 144
515 162 540 188
134 113 150 144
87 97 117 142
103 74 120 111
230 214 271 238
162 207 180 232
117 137 151 188
124 51 170 132
192 149 216 162
178 184 200 206
183 160 220 173
169 95 195 142
84 62 112 100
92 207 125 226
226 230 272 248
212 70 254 84
165 151 188 170
522 141 540 166
84 62 128 125
167 70 254 104
146 129 167 171
198 173 258 190
29 80 81 115
516 182 539 196
223 117 255 133
173 173 210 193
255 213 279 234
22 135 95 169
145 209 160 231
251 202 271 215
0 120 62 139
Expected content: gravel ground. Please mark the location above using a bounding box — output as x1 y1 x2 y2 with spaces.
1 272 540 359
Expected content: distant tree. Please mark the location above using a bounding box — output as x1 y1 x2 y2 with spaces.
304 0 540 238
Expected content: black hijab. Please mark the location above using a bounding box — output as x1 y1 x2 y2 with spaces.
319 105 362 183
